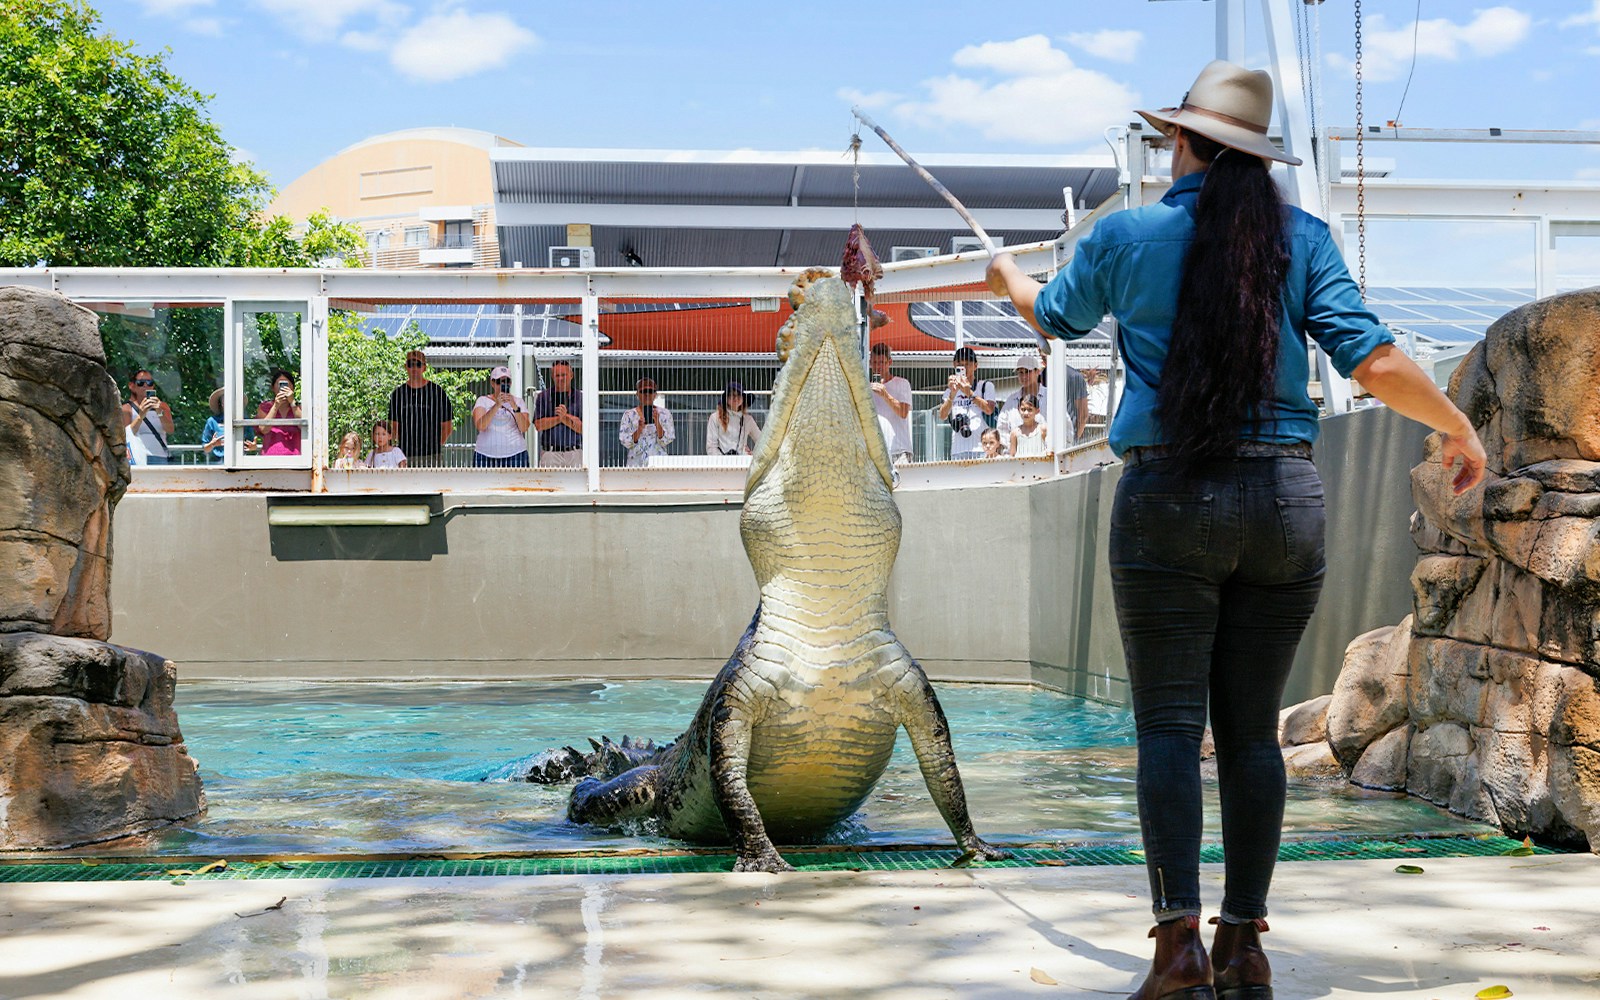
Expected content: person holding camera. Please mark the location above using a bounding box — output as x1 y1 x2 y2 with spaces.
869 343 913 464
705 381 761 457
255 367 302 456
122 369 174 465
619 376 675 467
533 360 584 467
936 346 995 460
471 365 532 468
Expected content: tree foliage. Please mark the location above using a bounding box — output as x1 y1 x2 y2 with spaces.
0 0 365 269
1 1 370 452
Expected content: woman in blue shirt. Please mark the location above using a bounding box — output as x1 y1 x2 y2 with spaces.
989 62 1485 1000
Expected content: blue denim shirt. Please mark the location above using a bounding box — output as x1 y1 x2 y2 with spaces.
1034 172 1394 457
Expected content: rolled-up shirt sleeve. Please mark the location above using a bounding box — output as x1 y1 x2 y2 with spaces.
1033 226 1112 340
1303 225 1396 377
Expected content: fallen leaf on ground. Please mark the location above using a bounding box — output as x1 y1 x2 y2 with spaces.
235 897 289 919
1474 986 1512 999
165 860 228 877
1394 864 1425 875
1501 837 1534 857
1036 859 1068 867
1030 967 1059 985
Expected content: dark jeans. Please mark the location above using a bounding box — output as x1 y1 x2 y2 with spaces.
473 451 530 468
1109 452 1326 923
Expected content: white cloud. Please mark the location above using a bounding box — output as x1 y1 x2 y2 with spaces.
388 9 537 83
1326 6 1531 81
183 16 224 35
135 0 214 14
1062 29 1142 63
894 35 1139 145
1562 2 1600 30
253 0 409 43
837 87 901 111
339 29 389 52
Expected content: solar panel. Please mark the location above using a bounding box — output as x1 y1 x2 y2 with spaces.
907 300 1113 347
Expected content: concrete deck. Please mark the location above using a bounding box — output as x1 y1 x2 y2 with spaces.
1 853 1595 998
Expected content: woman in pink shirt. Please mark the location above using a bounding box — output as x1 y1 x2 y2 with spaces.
255 367 303 456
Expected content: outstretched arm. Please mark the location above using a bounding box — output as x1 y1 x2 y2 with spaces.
1352 344 1486 494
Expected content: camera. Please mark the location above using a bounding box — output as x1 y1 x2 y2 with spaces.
495 379 512 392
870 372 883 384
948 412 972 438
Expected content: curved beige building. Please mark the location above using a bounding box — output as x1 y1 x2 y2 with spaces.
268 127 521 268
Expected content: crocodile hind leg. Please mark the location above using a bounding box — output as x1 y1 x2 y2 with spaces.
709 683 795 873
568 765 663 826
891 660 1008 864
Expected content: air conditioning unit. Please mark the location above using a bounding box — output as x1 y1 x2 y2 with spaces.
951 236 1001 255
549 246 595 269
890 246 938 262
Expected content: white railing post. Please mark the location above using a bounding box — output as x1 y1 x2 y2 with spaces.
1262 0 1353 415
1217 0 1246 64
581 280 601 491
310 294 330 490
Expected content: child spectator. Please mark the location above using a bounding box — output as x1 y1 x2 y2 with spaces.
332 432 366 470
1009 394 1048 457
367 420 408 469
201 387 226 463
980 427 1006 459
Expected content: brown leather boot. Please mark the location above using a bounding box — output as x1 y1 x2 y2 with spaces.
1129 915 1216 1000
1209 916 1272 1000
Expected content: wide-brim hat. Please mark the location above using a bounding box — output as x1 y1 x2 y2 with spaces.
208 387 224 414
1136 60 1301 166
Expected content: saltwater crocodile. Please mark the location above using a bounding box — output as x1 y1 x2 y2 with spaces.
549 268 1004 872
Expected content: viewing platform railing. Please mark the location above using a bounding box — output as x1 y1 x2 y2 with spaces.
5 229 1132 495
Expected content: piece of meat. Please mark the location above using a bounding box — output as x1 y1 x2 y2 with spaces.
840 223 883 300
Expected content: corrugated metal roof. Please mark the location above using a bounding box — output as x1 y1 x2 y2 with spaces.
490 147 1119 270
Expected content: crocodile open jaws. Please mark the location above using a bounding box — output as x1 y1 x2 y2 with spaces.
565 268 1006 872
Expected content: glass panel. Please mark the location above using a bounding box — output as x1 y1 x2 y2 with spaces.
237 301 308 462
1552 221 1600 293
91 302 225 468
1342 218 1537 359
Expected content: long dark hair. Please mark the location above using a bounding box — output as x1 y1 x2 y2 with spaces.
1155 128 1289 461
716 381 744 430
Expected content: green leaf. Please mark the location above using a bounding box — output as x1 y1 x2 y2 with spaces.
1394 864 1425 874
1474 986 1513 999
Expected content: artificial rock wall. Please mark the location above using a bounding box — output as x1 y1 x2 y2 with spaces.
1326 287 1600 850
0 285 204 850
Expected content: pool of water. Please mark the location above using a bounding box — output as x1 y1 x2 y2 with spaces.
70 680 1488 857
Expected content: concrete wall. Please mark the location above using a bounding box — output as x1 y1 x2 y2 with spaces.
109 406 1426 704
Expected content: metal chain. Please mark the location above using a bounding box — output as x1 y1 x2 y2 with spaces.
1354 0 1367 299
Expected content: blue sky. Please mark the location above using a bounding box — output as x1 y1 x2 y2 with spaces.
99 1 1600 194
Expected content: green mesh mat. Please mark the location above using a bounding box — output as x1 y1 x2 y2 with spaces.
0 834 1566 884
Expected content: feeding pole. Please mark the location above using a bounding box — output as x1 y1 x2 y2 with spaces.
851 106 1052 356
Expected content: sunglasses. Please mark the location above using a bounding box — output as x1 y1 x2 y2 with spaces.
638 389 657 396
133 379 155 386
406 360 425 368
495 379 512 390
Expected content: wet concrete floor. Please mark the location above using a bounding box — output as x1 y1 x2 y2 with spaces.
0 853 1596 998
